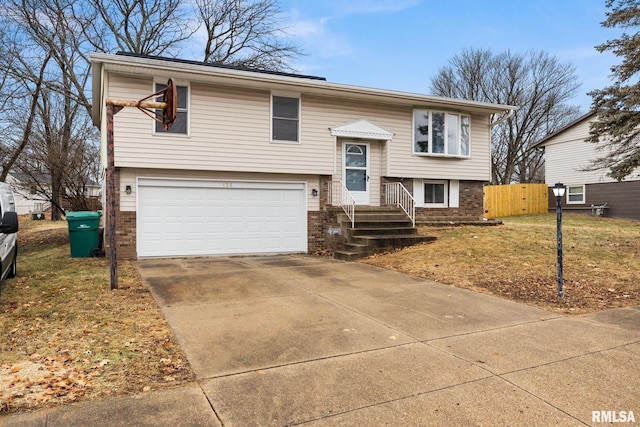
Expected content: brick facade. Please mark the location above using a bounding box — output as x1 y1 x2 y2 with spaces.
307 210 325 253
116 211 137 259
415 180 485 221
380 178 484 220
105 169 138 260
309 175 345 253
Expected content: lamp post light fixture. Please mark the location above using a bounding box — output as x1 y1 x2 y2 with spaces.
552 182 566 298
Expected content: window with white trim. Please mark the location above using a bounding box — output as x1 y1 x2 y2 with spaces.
424 181 447 206
414 179 452 208
567 185 585 204
154 82 189 135
272 95 300 142
413 110 470 157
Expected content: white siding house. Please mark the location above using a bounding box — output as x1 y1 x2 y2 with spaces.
6 174 50 216
91 52 516 259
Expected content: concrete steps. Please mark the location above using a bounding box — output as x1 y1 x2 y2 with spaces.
333 207 436 261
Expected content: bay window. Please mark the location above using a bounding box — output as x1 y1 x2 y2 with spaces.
414 110 470 157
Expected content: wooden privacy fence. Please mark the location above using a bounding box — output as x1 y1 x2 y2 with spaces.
483 184 548 218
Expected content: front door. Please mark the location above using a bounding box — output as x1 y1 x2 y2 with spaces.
343 142 370 205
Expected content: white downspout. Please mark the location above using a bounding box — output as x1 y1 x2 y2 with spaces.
491 107 518 127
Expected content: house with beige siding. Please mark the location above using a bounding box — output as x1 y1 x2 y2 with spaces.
535 112 640 220
91 52 516 259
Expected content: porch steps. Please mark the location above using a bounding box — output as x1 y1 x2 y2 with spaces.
333 207 436 261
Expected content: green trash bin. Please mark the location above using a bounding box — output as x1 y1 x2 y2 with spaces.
66 211 102 258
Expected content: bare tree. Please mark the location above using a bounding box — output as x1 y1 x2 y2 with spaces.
16 102 100 214
587 0 640 181
196 0 302 70
431 48 582 184
76 0 194 57
6 0 93 115
0 0 302 221
0 52 52 183
1 0 97 219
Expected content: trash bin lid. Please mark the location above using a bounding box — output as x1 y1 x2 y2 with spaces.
66 211 102 221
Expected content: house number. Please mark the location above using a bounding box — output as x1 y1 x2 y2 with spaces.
223 182 233 188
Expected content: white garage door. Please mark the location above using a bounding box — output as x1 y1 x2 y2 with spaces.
137 179 307 257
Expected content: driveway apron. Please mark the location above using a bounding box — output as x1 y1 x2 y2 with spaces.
137 255 640 427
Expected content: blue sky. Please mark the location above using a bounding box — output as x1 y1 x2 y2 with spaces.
279 0 624 112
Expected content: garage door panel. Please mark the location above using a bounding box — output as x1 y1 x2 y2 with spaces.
137 180 307 257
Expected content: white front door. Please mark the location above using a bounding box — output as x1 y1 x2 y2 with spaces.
343 142 370 205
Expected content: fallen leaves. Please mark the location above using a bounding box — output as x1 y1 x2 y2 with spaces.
363 214 640 315
0 218 195 415
0 358 93 411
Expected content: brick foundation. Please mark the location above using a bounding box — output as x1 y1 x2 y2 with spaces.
321 207 345 253
415 181 485 221
104 169 138 260
116 211 137 259
380 177 414 205
307 210 326 253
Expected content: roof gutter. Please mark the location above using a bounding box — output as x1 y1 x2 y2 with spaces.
490 107 517 127
89 52 518 116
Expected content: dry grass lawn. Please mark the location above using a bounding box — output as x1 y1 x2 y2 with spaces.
0 217 195 415
363 213 640 314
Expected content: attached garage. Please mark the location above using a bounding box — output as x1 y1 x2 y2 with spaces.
137 178 307 257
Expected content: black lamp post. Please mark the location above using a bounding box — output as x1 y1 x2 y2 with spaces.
552 183 566 298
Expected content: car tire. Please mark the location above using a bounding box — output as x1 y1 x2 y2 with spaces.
7 257 16 279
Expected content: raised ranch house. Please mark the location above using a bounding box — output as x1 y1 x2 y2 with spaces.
91 52 516 260
535 112 640 220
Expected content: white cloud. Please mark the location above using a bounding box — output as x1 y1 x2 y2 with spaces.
284 12 353 58
285 15 328 38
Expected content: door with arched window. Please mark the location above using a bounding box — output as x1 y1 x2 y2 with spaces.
343 142 370 205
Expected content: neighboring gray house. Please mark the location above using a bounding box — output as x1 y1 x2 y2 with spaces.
91 52 516 259
535 112 640 220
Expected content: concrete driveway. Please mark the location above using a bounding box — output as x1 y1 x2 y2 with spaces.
130 254 640 426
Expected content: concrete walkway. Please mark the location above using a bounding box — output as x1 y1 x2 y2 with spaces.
3 255 639 426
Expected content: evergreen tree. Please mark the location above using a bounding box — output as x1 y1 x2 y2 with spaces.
588 0 640 180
